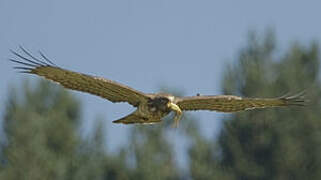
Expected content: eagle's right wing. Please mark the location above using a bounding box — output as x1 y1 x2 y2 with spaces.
10 46 150 107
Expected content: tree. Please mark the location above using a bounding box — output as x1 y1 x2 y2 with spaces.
0 80 184 180
0 80 130 180
124 125 180 180
188 30 321 180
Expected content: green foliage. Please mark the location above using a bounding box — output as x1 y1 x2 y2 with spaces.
0 80 181 179
189 30 321 180
0 80 130 180
1 80 80 179
126 126 180 180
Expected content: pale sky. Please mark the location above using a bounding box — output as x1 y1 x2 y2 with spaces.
1 0 321 167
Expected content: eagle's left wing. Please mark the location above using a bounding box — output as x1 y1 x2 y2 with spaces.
175 92 306 112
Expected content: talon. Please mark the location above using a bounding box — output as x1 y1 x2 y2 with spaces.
172 114 182 128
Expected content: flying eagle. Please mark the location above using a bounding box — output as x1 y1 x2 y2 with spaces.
10 47 306 127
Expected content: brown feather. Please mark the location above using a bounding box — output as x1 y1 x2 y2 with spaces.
175 92 306 112
112 112 161 124
10 48 150 107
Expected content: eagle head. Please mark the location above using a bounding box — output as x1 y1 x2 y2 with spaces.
147 93 175 112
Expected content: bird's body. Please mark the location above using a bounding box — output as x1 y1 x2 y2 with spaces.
114 94 175 124
10 47 307 127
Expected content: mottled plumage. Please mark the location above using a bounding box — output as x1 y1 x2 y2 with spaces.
10 47 307 127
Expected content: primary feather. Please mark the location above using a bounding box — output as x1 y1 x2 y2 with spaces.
10 46 149 107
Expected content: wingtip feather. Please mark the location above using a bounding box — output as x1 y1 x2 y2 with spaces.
280 90 308 106
9 46 58 74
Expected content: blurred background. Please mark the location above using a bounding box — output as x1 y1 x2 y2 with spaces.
1 0 321 179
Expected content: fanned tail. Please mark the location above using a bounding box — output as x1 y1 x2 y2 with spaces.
112 112 161 125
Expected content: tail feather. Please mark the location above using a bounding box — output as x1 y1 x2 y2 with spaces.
112 113 161 125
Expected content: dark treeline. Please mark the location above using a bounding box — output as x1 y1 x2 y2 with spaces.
1 31 320 180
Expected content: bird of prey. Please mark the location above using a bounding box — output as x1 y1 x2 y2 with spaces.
9 47 306 127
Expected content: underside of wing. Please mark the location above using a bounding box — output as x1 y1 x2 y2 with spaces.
9 46 150 107
175 92 306 112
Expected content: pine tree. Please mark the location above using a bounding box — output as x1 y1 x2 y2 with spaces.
188 30 321 180
0 80 130 180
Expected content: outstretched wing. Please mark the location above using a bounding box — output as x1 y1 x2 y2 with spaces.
175 92 306 112
9 46 150 107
